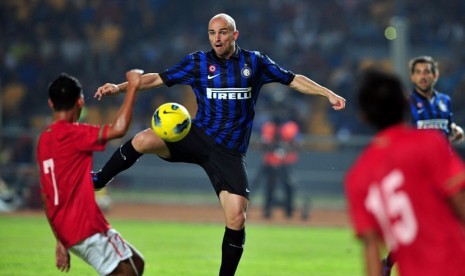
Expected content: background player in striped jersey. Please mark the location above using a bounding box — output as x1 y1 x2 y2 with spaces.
91 13 346 275
345 69 465 276
408 55 463 143
382 55 464 275
37 71 145 275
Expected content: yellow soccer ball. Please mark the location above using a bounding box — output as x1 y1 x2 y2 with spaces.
151 102 191 142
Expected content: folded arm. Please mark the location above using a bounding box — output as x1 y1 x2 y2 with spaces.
105 69 144 140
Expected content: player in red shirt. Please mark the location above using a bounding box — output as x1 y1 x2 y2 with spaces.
345 69 465 276
382 55 465 275
37 70 145 275
259 117 300 218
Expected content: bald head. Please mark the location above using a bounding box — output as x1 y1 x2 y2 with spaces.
208 13 239 59
210 13 236 32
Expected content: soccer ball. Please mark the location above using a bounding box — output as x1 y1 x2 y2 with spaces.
151 102 191 142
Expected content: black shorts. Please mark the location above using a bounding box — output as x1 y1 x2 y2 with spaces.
162 124 250 199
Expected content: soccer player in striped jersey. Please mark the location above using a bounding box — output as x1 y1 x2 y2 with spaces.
92 13 346 275
382 56 464 275
346 69 465 276
408 55 463 143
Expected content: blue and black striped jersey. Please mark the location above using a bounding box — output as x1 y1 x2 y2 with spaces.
159 46 295 153
409 89 453 137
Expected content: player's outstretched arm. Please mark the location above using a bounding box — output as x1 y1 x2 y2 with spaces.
94 73 164 100
289 74 346 110
105 69 143 140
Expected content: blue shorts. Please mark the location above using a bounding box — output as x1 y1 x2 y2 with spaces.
163 124 250 199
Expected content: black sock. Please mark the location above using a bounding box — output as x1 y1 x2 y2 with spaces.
219 227 245 276
386 252 395 266
94 139 142 188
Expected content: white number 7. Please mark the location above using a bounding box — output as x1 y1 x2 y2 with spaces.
43 159 59 206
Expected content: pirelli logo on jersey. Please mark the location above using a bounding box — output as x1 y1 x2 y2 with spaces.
417 119 449 130
206 87 252 100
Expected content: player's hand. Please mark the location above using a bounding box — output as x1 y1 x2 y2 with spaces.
94 83 120 101
55 241 70 272
451 123 464 144
126 69 144 89
329 94 346 110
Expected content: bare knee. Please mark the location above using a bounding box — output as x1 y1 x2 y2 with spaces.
220 191 249 230
224 204 247 230
133 129 170 157
132 129 159 153
226 210 246 230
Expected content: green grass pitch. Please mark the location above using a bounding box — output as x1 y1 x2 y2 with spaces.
0 216 364 275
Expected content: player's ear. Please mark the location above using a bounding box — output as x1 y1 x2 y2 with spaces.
77 96 84 108
48 99 54 109
433 71 440 83
233 30 239 41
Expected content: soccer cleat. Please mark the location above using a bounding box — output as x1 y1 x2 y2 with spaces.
91 170 113 191
381 258 392 276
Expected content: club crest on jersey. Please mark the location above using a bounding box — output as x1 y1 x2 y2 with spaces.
209 65 216 73
241 64 251 78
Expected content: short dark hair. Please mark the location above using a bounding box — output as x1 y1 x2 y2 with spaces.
408 55 438 75
48 73 83 111
357 69 407 130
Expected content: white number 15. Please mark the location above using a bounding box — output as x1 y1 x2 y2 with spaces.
365 169 418 250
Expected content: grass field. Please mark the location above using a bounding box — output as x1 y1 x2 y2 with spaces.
0 216 364 275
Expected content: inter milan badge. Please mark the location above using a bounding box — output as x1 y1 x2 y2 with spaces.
241 64 251 78
209 65 216 73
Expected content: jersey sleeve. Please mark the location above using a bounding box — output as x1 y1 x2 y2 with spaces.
72 123 108 152
159 53 196 87
257 52 295 85
345 161 381 237
427 131 465 196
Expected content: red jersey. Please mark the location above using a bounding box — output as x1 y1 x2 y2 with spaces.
345 124 465 276
37 120 110 248
261 121 299 166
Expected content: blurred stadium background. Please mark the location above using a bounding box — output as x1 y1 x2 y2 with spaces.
1 0 465 216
